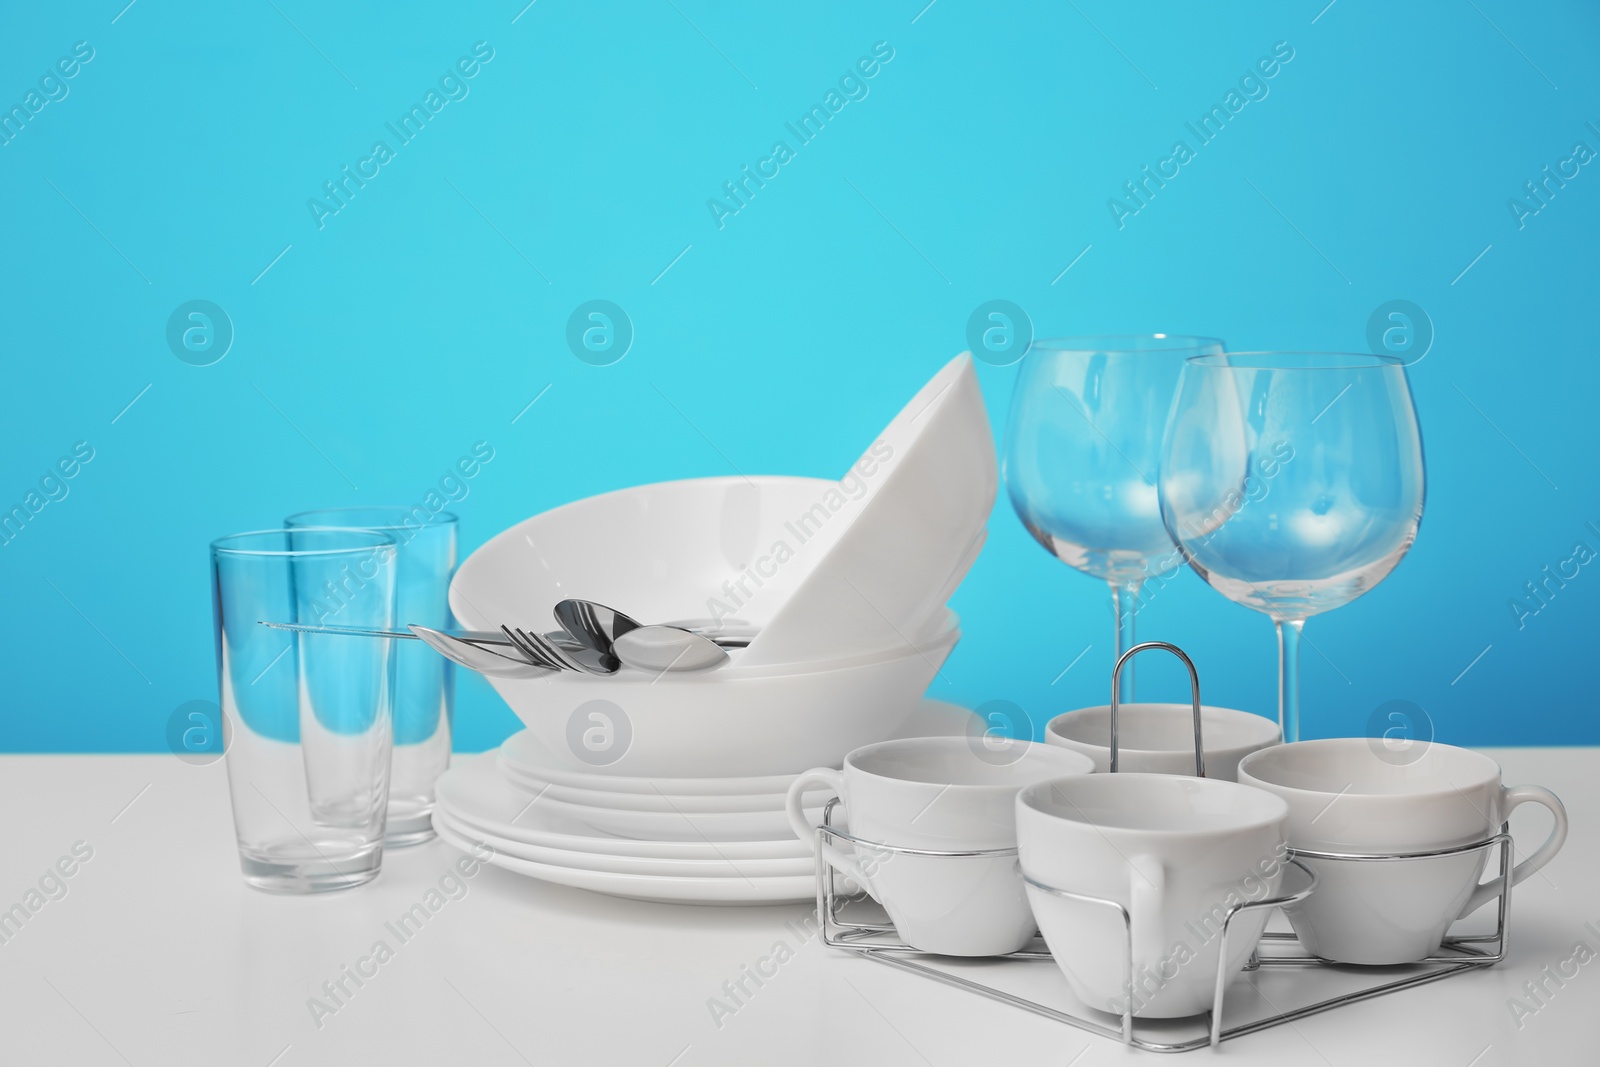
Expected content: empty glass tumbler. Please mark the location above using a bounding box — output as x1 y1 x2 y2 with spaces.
287 507 457 846
211 528 398 892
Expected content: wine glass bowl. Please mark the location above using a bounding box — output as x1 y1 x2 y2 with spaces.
1003 335 1226 698
1158 352 1425 739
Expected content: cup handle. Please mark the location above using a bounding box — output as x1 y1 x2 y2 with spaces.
784 768 866 885
1460 784 1569 917
1128 854 1166 972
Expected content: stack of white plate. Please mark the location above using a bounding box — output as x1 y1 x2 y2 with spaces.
435 356 997 902
433 699 972 905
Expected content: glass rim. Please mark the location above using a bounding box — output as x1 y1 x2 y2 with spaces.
284 505 459 531
1188 351 1406 370
210 527 397 558
1029 333 1226 354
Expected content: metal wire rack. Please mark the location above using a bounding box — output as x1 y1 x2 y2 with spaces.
813 643 1512 1053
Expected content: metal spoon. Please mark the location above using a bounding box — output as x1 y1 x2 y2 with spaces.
554 599 756 654
553 599 637 654
611 625 730 673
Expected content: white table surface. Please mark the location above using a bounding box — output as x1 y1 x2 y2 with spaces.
0 749 1595 1066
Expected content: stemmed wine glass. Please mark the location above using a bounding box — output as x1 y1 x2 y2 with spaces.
1004 335 1225 701
1158 352 1425 741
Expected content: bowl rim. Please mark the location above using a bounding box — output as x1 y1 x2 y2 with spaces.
450 473 839 644
845 736 1095 790
1045 702 1281 756
1236 738 1502 801
1018 772 1290 837
452 472 960 677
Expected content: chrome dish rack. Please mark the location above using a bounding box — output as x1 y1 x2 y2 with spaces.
814 643 1513 1054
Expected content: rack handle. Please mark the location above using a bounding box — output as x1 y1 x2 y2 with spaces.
1109 642 1205 777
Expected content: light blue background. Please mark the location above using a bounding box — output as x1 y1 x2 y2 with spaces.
2 1 1596 752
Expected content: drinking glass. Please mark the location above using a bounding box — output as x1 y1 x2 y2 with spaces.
211 529 398 892
1003 335 1225 701
1158 352 1425 742
287 507 457 846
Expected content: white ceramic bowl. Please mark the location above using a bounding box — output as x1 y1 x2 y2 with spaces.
451 474 836 672
738 354 998 666
464 616 958 777
1044 703 1281 782
493 698 978 796
451 476 963 777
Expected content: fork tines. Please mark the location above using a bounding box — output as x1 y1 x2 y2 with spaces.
500 625 565 671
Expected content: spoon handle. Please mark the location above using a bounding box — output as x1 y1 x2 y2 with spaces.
257 621 513 645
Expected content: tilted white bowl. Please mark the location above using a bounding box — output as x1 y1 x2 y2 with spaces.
737 354 998 667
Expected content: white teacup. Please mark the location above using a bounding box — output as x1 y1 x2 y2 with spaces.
1045 702 1281 781
1017 773 1291 1018
1237 738 1568 965
785 737 1093 957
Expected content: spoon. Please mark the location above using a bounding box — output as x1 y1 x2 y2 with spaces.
554 599 756 654
611 625 730 673
256 620 586 678
553 599 638 653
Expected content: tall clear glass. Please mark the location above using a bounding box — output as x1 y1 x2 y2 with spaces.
287 507 457 846
1158 352 1425 742
1003 335 1225 701
211 529 397 892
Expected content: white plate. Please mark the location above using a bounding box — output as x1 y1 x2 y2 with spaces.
432 809 815 879
497 732 799 796
493 697 977 795
434 755 811 859
434 817 815 905
469 780 812 838
497 765 827 814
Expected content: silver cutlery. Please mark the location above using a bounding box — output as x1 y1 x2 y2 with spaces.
260 612 737 676
260 620 514 644
553 598 748 673
500 625 619 675
254 621 550 678
410 625 550 679
611 625 730 672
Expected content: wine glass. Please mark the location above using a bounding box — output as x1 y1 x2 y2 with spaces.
1004 335 1225 701
1158 352 1425 741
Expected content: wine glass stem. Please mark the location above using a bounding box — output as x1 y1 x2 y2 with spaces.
1276 618 1305 743
1110 579 1143 703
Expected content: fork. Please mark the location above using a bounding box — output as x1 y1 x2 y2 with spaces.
500 625 619 675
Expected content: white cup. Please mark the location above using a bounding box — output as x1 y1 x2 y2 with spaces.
1045 702 1281 781
785 737 1093 957
1237 738 1567 965
1017 773 1291 1018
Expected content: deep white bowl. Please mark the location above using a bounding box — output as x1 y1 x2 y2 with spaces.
453 474 936 675
450 476 963 776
